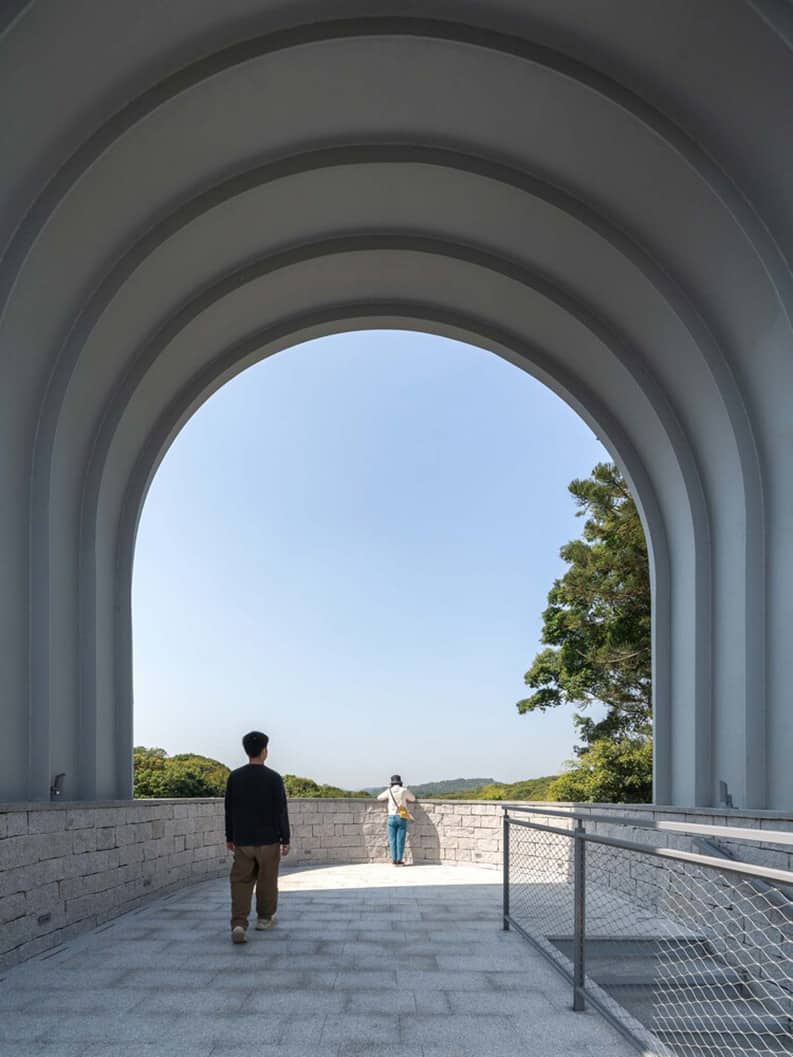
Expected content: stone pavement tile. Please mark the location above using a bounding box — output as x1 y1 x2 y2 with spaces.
169 1013 289 1045
349 930 408 945
343 951 438 971
414 990 451 1014
345 989 417 1013
400 1012 521 1048
209 1046 338 1057
0 988 37 1011
585 1041 637 1057
280 1014 328 1045
133 988 248 1014
266 953 348 970
398 940 471 956
511 1010 634 1053
436 952 536 971
246 988 346 1014
484 969 567 993
124 968 218 988
337 1046 424 1057
3 966 129 989
30 988 147 1013
396 969 490 990
17 1013 173 1044
421 1043 525 1057
334 969 398 990
320 1013 401 1045
446 988 557 1016
0 1045 95 1057
0 1013 46 1044
81 1046 215 1057
211 969 338 990
54 950 188 970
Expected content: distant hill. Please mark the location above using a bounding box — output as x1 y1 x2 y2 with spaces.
362 778 494 797
436 776 559 801
284 774 372 798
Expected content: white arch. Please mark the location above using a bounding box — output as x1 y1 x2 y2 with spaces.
1 1 790 807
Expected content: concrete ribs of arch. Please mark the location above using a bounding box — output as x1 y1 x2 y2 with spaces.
0 1 790 809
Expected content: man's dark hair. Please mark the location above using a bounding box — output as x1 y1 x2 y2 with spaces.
243 731 269 758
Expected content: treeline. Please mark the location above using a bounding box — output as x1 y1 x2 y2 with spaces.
133 748 372 799
283 774 371 798
133 746 229 798
437 775 558 800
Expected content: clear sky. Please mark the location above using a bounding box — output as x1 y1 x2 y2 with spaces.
132 331 608 788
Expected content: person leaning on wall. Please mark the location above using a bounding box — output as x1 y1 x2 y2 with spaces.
377 774 416 865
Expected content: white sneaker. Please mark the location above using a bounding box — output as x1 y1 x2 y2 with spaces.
256 914 277 930
231 926 247 944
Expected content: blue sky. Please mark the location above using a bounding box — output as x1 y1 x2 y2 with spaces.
132 331 608 788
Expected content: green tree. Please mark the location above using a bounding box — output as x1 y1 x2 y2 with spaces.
283 774 371 798
517 462 652 801
548 739 652 803
133 746 229 798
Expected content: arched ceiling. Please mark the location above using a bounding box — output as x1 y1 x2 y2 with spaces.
1 1 791 807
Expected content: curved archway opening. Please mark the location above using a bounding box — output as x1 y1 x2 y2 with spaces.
131 329 650 799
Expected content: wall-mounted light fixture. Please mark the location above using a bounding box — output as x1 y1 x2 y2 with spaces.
50 773 66 801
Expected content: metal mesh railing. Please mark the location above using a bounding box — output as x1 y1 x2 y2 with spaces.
502 809 793 1057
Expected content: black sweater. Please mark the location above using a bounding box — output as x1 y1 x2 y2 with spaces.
224 764 291 846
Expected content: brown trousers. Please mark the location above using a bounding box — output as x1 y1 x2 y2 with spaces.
229 843 280 929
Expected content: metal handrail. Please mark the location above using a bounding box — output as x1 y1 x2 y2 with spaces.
503 809 793 887
502 801 793 848
502 807 793 1057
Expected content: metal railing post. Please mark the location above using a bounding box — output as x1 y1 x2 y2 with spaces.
502 809 510 930
573 819 586 1011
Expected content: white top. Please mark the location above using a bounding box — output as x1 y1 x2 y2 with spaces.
377 784 416 815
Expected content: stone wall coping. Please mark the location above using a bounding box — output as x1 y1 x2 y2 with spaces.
3 798 793 821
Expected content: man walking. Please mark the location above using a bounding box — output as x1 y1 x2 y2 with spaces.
224 731 290 944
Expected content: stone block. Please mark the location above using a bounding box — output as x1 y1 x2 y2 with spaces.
0 864 29 897
0 913 38 953
27 809 66 834
72 827 98 854
0 891 26 923
66 886 119 922
115 823 138 847
134 821 154 842
473 839 498 852
59 874 89 900
65 807 96 831
117 842 145 866
24 880 61 913
96 826 117 850
0 835 35 870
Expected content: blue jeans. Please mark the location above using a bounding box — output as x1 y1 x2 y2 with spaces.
387 815 407 862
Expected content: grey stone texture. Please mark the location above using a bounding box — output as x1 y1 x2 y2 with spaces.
0 862 636 1057
4 797 793 973
0 799 226 969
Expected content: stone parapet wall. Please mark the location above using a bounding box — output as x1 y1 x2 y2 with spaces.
3 797 793 970
0 799 226 970
287 797 503 867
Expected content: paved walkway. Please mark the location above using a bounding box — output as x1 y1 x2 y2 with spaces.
0 863 636 1057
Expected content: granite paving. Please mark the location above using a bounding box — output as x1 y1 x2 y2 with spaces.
0 862 638 1056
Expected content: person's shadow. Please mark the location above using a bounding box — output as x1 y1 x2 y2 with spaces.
404 802 441 865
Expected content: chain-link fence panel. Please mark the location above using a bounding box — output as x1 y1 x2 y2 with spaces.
503 811 793 1057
